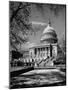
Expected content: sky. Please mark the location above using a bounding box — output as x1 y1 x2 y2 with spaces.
22 3 66 49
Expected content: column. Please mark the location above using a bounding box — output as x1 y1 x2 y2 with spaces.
48 47 50 57
38 48 40 58
46 47 48 58
43 47 45 58
44 47 46 58
50 44 52 57
40 48 42 59
37 48 38 59
42 47 44 58
39 48 40 59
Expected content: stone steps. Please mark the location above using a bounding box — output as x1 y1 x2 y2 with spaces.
36 57 56 67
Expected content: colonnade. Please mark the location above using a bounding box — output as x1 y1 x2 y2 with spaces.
34 46 51 59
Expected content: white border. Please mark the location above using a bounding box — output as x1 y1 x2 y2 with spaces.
0 0 68 90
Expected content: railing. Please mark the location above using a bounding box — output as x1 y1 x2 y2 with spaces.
35 56 56 67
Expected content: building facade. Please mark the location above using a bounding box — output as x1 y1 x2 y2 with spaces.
28 22 58 67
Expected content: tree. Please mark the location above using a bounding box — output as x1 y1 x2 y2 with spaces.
57 35 66 64
59 35 66 55
9 1 32 51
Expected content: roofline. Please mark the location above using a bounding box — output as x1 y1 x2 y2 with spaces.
29 43 58 49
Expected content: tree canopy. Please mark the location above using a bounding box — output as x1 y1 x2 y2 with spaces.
9 1 32 51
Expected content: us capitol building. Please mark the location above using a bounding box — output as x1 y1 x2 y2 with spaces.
23 21 58 67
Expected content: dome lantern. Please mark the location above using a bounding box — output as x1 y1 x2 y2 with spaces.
48 18 51 26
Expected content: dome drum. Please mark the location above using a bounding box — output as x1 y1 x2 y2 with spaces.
41 38 58 44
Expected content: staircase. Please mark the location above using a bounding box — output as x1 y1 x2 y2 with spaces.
35 56 56 67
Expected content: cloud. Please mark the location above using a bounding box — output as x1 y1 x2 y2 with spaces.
21 42 36 50
31 21 47 26
26 42 36 48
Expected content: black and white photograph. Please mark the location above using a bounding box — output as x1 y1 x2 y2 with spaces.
9 1 66 89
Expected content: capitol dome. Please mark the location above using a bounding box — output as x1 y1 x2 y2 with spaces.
40 22 58 44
